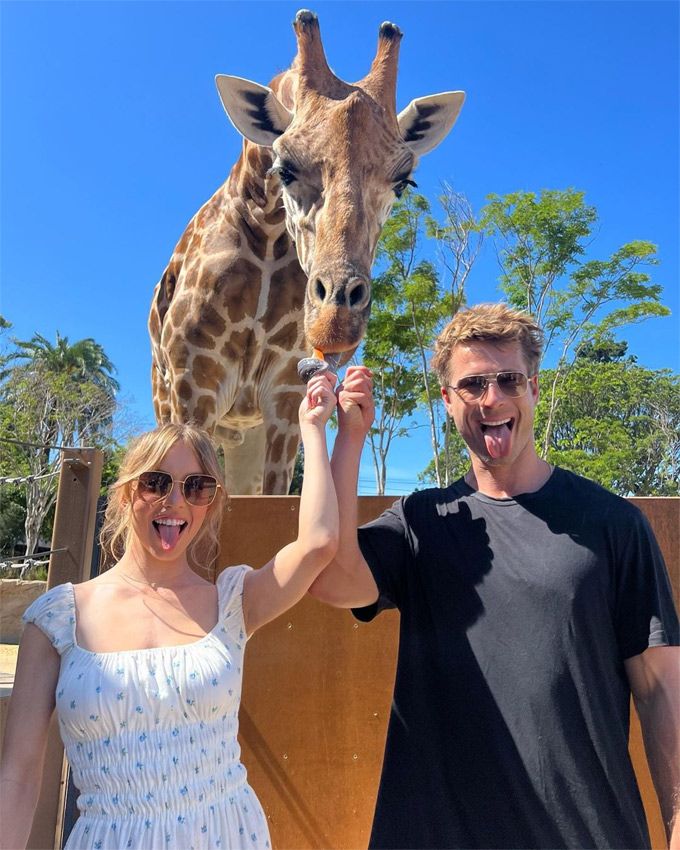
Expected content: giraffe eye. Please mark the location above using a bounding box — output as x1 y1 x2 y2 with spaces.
394 178 417 198
276 166 297 187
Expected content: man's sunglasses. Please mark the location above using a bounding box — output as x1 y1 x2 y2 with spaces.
134 471 220 506
447 371 531 401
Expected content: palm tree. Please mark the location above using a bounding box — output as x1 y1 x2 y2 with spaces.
8 332 120 396
2 332 120 555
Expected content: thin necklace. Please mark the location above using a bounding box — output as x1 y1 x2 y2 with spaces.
117 570 161 591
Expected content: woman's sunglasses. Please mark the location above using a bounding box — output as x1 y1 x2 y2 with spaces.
134 471 220 506
447 371 531 402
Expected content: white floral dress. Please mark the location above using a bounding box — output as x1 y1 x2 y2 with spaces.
22 565 271 850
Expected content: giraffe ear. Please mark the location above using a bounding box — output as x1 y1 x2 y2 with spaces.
215 75 293 147
397 91 465 157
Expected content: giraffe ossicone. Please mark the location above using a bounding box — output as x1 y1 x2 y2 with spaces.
149 9 465 494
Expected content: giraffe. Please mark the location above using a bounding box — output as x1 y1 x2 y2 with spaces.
149 10 465 495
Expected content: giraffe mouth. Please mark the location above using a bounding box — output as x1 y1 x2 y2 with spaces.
312 350 343 371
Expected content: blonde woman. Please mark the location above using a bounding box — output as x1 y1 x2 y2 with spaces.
1 371 338 850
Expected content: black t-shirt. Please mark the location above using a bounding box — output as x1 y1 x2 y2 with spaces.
355 468 679 850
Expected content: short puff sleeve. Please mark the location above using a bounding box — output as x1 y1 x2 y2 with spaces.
22 583 76 654
216 564 253 642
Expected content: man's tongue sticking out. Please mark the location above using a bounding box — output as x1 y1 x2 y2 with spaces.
157 522 182 551
483 422 512 459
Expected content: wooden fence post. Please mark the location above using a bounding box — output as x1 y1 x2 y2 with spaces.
27 447 103 850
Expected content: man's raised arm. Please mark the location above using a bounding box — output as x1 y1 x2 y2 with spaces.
308 366 379 609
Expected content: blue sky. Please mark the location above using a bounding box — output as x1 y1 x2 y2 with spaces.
2 1 678 494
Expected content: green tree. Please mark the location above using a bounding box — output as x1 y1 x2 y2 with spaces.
479 189 669 456
366 189 482 491
535 339 679 495
418 426 469 488
1 333 120 555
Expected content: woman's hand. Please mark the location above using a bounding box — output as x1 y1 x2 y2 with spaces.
299 371 337 428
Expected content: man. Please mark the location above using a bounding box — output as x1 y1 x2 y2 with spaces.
309 303 679 849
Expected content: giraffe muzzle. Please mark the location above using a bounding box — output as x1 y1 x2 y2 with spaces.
312 275 370 310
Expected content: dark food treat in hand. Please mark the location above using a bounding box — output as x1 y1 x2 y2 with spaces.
297 349 342 384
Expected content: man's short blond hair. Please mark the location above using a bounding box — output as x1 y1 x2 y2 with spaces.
431 303 544 385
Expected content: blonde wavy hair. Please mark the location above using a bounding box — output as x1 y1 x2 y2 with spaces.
432 303 545 385
99 423 227 575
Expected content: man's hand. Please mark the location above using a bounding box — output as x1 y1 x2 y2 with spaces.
337 365 374 440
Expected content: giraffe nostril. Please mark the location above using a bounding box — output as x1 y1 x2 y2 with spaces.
315 279 327 302
349 283 365 308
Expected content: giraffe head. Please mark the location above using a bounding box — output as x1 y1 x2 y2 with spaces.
216 10 465 364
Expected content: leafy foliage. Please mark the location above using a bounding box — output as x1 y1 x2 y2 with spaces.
0 332 120 555
365 189 482 491
536 340 679 495
478 189 669 456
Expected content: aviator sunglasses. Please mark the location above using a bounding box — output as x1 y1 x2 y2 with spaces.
134 471 220 506
447 371 532 402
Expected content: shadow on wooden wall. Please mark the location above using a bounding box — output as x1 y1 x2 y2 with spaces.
223 496 678 850
2 494 677 849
